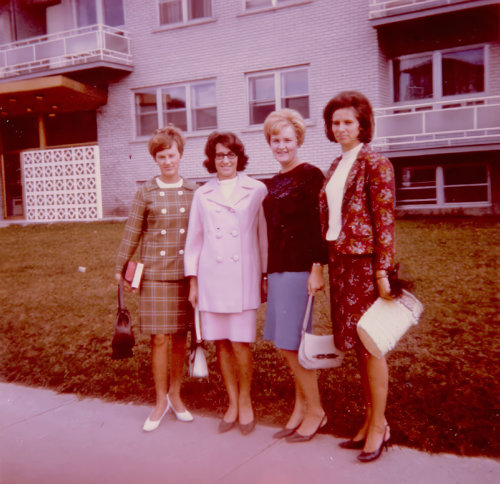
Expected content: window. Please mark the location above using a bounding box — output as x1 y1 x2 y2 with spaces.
397 167 436 205
248 67 309 125
443 165 488 204
245 0 302 10
393 55 432 102
442 48 484 97
393 46 485 103
396 164 490 207
159 0 212 26
135 81 217 137
76 0 125 27
135 90 159 137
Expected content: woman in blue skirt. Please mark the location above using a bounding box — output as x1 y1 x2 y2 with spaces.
262 109 328 442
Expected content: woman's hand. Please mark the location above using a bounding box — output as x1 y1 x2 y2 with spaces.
115 272 134 293
376 271 393 299
261 274 268 303
307 264 325 295
188 277 198 308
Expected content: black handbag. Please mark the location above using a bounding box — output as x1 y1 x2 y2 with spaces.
111 280 135 360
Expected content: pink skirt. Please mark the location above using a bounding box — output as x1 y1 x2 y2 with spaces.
200 310 257 343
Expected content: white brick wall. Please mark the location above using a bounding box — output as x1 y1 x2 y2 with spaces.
98 0 385 216
96 0 500 216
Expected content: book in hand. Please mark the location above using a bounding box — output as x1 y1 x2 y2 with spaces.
124 261 144 289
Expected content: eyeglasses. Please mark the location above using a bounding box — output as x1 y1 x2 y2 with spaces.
215 152 237 161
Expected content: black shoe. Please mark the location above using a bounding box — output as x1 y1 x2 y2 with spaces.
273 426 299 439
218 418 236 434
339 438 365 450
286 415 327 443
357 427 390 463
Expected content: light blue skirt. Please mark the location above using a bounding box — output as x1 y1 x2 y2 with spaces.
264 272 312 351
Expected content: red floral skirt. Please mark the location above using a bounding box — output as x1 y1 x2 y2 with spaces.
327 243 377 354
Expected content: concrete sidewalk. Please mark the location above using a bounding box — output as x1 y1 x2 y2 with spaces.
0 383 498 484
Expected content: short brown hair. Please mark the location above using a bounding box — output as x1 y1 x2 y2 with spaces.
323 91 374 144
203 131 249 173
148 125 186 158
263 108 306 146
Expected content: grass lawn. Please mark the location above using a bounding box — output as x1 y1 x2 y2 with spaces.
0 217 498 458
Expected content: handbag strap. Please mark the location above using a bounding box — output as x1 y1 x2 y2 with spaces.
118 279 124 311
194 305 202 343
301 294 314 333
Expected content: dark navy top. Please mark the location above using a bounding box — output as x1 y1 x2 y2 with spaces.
263 163 328 274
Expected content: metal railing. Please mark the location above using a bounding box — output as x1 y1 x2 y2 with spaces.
372 95 500 150
368 0 475 19
0 24 132 79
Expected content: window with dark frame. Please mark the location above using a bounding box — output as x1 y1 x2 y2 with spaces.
135 81 217 137
392 46 485 103
158 0 212 26
248 67 309 125
396 164 490 207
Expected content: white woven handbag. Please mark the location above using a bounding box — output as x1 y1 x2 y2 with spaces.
356 290 424 358
298 295 345 369
189 306 208 378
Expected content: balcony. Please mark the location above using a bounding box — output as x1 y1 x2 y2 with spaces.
372 96 500 153
368 0 497 25
0 24 132 81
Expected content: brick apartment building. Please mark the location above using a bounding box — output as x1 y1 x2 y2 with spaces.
0 0 499 223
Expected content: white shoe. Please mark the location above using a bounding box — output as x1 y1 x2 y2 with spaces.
142 405 169 432
167 394 194 422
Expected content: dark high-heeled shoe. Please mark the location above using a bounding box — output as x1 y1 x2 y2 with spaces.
273 425 299 439
357 426 390 463
338 438 365 450
239 420 255 436
218 418 236 434
286 415 327 443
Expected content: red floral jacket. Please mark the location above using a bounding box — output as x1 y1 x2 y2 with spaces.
318 144 395 271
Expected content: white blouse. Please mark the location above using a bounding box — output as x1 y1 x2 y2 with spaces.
218 177 238 200
325 143 364 241
156 177 183 189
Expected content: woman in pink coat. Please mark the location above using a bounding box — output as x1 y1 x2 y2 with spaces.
184 132 267 435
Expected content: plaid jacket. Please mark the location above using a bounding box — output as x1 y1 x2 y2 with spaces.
318 144 395 271
116 177 198 281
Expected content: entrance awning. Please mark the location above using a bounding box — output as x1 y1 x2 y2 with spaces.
0 75 107 117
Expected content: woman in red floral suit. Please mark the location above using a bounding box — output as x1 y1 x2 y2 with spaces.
319 91 395 463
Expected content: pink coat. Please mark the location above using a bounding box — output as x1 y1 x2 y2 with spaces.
184 174 268 313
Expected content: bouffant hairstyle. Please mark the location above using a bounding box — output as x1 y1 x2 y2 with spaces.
263 108 306 147
323 91 374 144
148 125 186 158
203 131 249 173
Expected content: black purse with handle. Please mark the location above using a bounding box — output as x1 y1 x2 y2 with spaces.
111 280 135 359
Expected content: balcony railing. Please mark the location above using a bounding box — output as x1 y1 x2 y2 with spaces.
372 95 500 151
368 0 480 20
0 24 132 79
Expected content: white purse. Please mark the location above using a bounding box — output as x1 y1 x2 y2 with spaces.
357 289 424 358
298 295 345 369
189 306 209 378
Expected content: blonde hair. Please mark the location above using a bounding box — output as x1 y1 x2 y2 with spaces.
263 108 306 146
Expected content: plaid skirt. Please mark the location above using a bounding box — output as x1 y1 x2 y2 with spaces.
139 279 193 334
328 243 377 353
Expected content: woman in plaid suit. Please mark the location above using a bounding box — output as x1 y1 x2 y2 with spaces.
320 91 396 462
115 126 197 432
